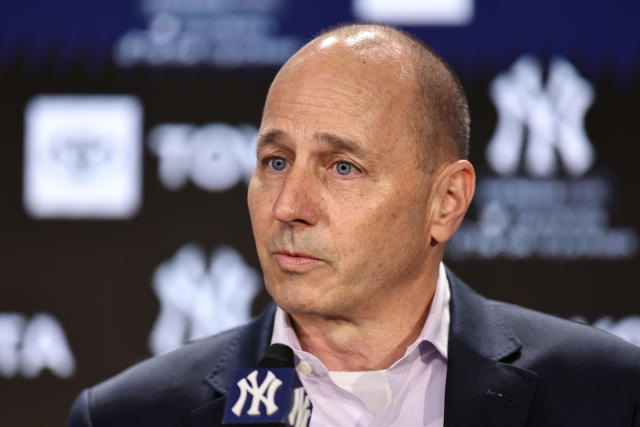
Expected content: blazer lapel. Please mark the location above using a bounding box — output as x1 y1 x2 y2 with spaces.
190 304 276 427
444 270 538 427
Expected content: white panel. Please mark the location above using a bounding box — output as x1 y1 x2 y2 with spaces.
23 95 143 219
352 0 474 26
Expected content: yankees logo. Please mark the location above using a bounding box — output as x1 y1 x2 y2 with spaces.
486 56 595 178
231 370 283 417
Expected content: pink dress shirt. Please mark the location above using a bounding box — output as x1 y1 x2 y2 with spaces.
271 263 451 427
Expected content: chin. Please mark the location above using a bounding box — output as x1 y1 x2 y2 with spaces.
267 282 325 315
263 270 350 316
272 290 353 321
269 288 315 313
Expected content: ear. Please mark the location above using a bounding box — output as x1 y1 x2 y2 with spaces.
429 160 475 244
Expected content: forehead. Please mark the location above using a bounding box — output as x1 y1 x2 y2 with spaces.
261 41 417 151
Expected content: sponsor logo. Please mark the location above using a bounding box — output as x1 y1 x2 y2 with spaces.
232 370 282 417
148 244 259 354
148 122 257 192
0 313 75 378
23 95 143 219
447 57 638 260
352 0 474 25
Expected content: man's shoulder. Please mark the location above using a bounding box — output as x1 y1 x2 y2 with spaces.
447 268 640 373
447 272 640 425
93 325 240 399
79 327 239 427
490 298 640 371
69 304 276 427
493 298 637 349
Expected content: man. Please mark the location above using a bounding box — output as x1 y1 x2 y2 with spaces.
68 24 640 427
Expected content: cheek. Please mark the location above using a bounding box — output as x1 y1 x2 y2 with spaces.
328 188 399 251
337 187 424 251
248 181 271 239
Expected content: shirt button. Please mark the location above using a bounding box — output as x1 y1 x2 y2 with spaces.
297 361 312 376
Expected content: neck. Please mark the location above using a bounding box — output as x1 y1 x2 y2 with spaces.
289 263 440 371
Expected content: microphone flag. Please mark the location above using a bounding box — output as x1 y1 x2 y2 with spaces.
222 344 312 426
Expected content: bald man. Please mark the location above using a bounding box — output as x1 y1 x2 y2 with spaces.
68 24 640 427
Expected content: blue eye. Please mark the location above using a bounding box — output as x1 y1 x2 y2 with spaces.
270 157 287 171
335 161 353 175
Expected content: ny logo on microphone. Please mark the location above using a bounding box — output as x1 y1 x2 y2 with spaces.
231 370 283 417
288 387 312 427
223 366 312 426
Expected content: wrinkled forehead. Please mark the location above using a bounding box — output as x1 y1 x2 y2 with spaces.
259 50 421 165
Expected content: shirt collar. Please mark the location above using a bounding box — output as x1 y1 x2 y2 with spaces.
271 262 451 365
410 262 450 358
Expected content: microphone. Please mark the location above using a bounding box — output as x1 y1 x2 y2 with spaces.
222 343 312 426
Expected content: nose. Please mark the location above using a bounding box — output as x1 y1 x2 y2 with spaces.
272 164 319 226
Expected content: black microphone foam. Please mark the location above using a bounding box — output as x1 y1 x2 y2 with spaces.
259 344 295 369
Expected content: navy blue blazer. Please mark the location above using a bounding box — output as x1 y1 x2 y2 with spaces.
68 270 640 426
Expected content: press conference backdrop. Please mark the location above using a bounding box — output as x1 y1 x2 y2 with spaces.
1 1 639 425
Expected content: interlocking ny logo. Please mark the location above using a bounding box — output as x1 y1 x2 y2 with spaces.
148 244 259 355
232 370 283 417
486 56 595 177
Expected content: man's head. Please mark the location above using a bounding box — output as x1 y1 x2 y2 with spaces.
247 24 475 319
308 24 471 171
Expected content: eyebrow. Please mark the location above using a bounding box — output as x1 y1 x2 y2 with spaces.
256 129 374 159
313 131 373 158
256 129 290 151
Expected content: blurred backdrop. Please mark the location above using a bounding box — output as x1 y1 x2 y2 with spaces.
1 1 639 425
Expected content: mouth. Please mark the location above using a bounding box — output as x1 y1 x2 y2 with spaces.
272 250 323 270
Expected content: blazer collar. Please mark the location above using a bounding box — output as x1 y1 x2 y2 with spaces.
444 268 538 427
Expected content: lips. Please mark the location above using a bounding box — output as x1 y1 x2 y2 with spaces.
272 250 323 269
